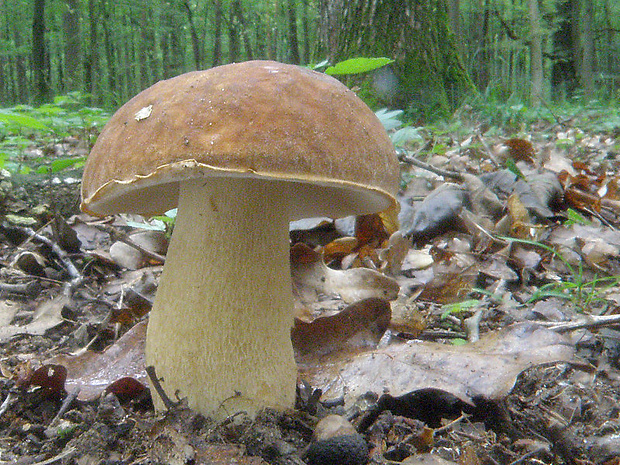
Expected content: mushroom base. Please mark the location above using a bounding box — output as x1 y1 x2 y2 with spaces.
146 177 297 419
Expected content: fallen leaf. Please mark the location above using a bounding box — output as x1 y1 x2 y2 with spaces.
299 322 576 407
51 320 147 401
291 298 391 357
291 243 399 309
0 294 68 342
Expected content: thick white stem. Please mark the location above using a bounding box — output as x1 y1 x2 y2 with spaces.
146 177 297 418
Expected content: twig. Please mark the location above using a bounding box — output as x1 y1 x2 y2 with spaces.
433 412 471 435
507 445 549 465
19 226 83 294
146 365 177 410
93 223 166 264
6 447 77 465
0 391 14 417
399 150 464 181
50 386 81 426
541 313 620 333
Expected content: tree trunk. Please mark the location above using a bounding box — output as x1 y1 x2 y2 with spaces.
101 3 117 103
183 0 202 69
528 0 543 106
287 0 300 64
228 1 240 62
232 0 253 60
63 0 81 93
212 0 223 66
85 0 99 104
447 0 461 51
579 0 595 99
551 0 578 99
32 0 49 104
319 0 474 117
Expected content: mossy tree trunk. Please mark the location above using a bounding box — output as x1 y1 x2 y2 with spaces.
318 0 475 118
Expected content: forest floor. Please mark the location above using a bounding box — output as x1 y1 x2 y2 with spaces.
1 107 620 465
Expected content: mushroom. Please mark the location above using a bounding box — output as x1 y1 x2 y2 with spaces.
81 60 399 419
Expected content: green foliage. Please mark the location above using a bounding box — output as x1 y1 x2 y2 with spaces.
440 299 481 319
0 92 109 176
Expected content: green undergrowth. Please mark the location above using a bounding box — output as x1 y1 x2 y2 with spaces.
0 91 109 176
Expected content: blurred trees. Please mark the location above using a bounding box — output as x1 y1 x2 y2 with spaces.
0 0 619 112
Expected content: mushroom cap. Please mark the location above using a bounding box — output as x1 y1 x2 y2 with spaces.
81 60 399 220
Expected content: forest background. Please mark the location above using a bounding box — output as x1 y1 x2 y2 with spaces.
1 0 617 120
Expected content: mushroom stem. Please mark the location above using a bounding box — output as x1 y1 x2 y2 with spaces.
145 176 297 419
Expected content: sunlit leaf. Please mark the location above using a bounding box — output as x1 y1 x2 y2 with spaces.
325 57 394 76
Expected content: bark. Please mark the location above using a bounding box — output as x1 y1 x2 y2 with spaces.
32 0 49 104
528 0 544 106
63 0 81 92
319 0 475 117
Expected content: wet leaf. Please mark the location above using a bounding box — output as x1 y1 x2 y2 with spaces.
404 184 468 243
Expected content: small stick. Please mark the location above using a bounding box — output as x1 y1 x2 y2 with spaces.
50 386 81 426
18 226 83 293
399 150 464 181
94 224 166 264
542 313 620 333
0 392 14 417
146 365 177 410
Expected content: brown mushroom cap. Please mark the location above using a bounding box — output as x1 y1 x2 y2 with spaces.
81 60 399 219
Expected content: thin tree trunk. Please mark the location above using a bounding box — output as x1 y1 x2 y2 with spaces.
85 0 99 103
183 0 202 69
528 0 544 106
228 1 240 62
301 0 311 63
13 26 29 102
447 0 461 51
101 3 117 103
212 0 223 66
580 0 595 98
32 0 49 104
287 0 300 64
63 0 81 92
232 0 253 60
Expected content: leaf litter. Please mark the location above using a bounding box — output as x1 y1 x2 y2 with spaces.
2 119 620 464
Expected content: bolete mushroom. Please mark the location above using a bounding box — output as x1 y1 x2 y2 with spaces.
81 60 399 419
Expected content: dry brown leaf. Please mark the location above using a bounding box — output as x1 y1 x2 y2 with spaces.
0 294 68 342
51 320 148 401
291 243 399 308
299 322 575 407
291 297 391 357
503 138 536 164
